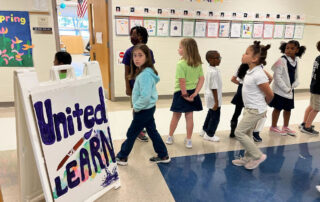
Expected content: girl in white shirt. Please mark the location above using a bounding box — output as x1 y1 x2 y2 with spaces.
269 40 306 136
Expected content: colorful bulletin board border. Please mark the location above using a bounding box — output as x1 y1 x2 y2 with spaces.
0 11 34 67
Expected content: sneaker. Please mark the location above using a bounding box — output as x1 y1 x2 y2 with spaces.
232 157 248 166
149 156 171 164
166 136 174 145
185 139 192 149
199 130 206 137
301 126 319 135
299 123 315 130
269 127 287 135
244 154 267 170
282 126 296 136
137 132 149 142
203 134 220 142
253 132 262 142
316 185 320 192
116 157 128 166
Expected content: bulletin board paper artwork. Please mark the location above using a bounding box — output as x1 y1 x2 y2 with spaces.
293 24 304 39
207 21 219 38
274 24 284 39
156 19 170 36
170 19 182 37
115 17 129 36
252 23 264 38
182 20 195 37
219 21 230 38
284 24 295 39
31 83 119 202
144 19 157 36
0 11 34 67
194 21 206 37
129 17 143 30
230 22 241 38
263 22 274 39
241 22 253 38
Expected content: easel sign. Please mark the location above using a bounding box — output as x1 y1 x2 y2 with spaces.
15 62 120 202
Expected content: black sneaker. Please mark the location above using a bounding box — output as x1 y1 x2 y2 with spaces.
301 126 319 135
299 123 315 130
253 132 262 142
116 157 128 166
149 156 171 164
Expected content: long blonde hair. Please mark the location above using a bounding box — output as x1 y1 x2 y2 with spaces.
180 38 202 67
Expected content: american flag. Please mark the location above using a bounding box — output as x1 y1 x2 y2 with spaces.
77 0 87 18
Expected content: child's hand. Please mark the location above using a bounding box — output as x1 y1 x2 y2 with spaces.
126 88 132 96
212 103 218 111
183 96 194 102
189 92 198 100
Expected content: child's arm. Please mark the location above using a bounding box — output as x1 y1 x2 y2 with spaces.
258 82 274 104
124 65 132 96
292 63 300 88
133 76 153 112
179 78 188 96
231 76 239 85
190 76 204 99
272 59 291 93
263 70 273 84
212 89 218 110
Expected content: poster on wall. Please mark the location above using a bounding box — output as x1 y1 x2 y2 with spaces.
170 19 182 37
230 22 241 38
263 22 274 39
241 22 253 38
129 17 143 30
0 11 34 67
207 21 219 38
115 17 129 36
144 19 157 36
219 21 230 38
274 23 284 39
31 82 119 202
252 23 264 38
182 20 195 37
156 19 169 36
194 21 206 37
284 24 295 39
294 24 304 39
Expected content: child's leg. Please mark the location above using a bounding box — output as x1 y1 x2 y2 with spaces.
169 112 182 136
235 109 265 160
272 109 281 127
254 116 267 132
283 110 291 127
144 108 168 158
185 112 193 139
230 105 243 137
206 108 221 137
202 109 211 132
305 109 319 128
303 105 313 124
117 110 147 158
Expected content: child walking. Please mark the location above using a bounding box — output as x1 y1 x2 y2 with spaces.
269 40 306 136
116 44 170 165
166 38 204 148
230 63 272 142
232 41 274 170
199 50 222 142
123 26 155 142
300 41 320 135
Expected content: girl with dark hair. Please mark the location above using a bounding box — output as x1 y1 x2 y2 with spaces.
116 44 170 166
232 41 274 170
269 40 306 136
123 26 155 142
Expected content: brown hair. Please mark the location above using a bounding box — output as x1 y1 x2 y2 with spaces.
129 44 158 79
249 41 271 66
180 38 202 67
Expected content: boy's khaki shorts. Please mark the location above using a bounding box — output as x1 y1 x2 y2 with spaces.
310 93 320 111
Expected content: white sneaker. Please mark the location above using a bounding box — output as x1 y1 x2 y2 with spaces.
316 185 320 192
166 136 174 145
203 134 220 142
199 130 206 137
185 139 192 149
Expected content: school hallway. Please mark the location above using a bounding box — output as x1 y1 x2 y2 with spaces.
1 91 320 202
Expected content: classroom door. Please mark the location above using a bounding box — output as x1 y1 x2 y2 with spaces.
87 0 111 99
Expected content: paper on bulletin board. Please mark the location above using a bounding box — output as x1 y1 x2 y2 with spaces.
252 23 264 38
294 24 304 39
194 21 206 37
170 19 182 37
144 19 157 36
230 22 241 38
115 17 129 36
219 21 230 38
207 21 219 38
156 19 170 36
263 22 274 39
129 17 143 30
242 22 253 38
182 20 195 37
274 24 284 38
284 24 295 39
